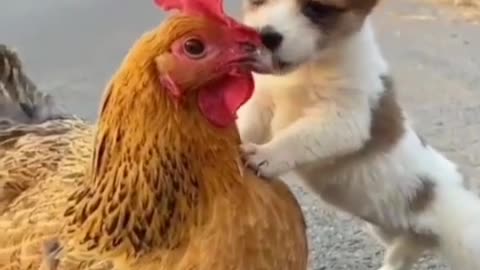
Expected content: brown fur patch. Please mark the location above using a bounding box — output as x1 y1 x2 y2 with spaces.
344 0 379 12
366 75 405 153
298 0 377 36
409 177 435 212
317 75 404 172
304 0 379 12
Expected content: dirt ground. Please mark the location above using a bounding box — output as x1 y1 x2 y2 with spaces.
429 0 480 21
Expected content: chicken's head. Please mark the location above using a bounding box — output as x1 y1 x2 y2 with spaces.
153 0 273 128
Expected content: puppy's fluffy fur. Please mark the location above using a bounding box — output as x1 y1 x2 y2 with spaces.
238 0 480 269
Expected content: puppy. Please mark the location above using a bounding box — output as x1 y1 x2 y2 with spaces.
238 0 480 269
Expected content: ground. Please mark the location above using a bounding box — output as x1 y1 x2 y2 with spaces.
1 0 480 269
430 0 480 21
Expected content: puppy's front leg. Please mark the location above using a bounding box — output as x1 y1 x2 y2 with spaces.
236 92 273 145
242 101 371 178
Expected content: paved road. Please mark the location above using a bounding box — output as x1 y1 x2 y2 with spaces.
2 0 480 269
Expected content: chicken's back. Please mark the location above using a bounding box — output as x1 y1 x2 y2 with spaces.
0 119 93 213
0 119 106 270
135 169 308 270
230 171 309 270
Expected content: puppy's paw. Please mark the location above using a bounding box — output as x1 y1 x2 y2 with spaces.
240 143 294 178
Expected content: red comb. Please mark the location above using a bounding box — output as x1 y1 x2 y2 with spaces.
154 0 261 44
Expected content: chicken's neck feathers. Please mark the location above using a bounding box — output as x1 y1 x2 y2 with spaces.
64 62 243 262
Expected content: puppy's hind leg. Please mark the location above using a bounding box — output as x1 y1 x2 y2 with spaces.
367 223 396 245
368 225 427 270
379 237 424 270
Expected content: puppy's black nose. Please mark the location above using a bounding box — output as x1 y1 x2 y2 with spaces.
260 26 283 51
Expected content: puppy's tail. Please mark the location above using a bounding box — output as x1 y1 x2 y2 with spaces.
431 184 480 270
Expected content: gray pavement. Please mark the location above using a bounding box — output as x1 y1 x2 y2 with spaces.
2 0 480 269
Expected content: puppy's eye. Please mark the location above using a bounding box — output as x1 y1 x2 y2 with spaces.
302 2 344 23
183 38 207 59
250 0 266 7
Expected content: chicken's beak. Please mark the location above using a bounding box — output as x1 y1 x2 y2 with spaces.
234 43 274 74
248 46 275 74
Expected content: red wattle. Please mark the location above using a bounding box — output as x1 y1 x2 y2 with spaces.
198 74 254 128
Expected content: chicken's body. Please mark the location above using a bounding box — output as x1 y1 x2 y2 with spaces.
0 119 99 270
0 13 308 270
0 119 306 270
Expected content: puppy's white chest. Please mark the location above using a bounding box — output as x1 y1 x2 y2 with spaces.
270 90 311 135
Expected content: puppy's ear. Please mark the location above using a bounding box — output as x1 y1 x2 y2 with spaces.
347 0 379 13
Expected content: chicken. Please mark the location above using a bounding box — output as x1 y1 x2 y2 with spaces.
0 48 100 270
0 45 92 217
0 0 308 270
0 44 71 124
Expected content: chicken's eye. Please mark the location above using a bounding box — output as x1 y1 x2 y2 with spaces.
183 38 207 59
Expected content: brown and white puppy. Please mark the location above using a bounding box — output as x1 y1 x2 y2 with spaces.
237 1 480 269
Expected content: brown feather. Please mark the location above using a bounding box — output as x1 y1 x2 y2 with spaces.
0 118 107 270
